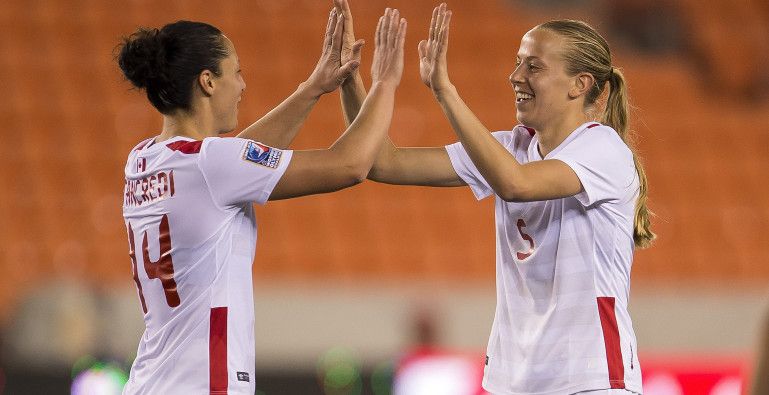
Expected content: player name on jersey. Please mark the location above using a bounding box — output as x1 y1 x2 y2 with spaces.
124 170 176 207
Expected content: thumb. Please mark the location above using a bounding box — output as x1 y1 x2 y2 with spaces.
418 40 427 58
338 60 360 80
352 39 365 56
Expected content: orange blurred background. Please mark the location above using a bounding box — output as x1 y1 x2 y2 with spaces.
1 0 768 393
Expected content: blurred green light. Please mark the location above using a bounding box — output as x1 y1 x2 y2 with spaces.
71 355 97 378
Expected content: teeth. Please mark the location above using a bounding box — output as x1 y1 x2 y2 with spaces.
516 92 534 101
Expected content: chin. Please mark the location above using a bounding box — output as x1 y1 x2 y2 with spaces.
516 113 539 130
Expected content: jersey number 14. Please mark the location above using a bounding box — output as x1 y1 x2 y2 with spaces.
127 214 181 314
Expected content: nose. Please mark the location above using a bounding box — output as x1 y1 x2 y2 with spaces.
509 67 524 86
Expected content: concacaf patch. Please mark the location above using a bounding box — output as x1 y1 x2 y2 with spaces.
243 141 282 169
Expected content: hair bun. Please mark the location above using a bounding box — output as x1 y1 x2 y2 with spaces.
117 28 167 89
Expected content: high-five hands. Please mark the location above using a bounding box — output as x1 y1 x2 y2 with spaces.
418 3 452 93
334 0 365 73
306 8 361 95
371 8 407 87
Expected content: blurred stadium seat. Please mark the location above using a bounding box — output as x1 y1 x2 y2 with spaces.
1 0 768 321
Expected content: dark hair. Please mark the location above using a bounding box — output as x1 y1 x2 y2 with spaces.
117 20 230 114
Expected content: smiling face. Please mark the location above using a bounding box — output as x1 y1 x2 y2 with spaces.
509 28 581 132
210 37 246 134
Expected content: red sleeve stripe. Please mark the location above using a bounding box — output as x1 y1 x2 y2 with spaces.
209 307 228 394
167 140 203 154
587 123 601 128
597 296 625 389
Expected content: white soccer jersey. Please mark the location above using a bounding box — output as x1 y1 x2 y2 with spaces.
121 136 292 395
446 122 642 395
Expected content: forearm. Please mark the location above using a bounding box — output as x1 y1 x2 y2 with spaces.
331 81 396 176
435 86 526 197
340 72 367 127
237 82 323 148
367 135 398 182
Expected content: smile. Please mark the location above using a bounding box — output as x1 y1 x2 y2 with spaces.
515 92 534 103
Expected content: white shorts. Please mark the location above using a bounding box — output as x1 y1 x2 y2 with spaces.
573 390 640 395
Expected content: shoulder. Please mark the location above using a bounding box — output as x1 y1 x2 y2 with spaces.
162 136 246 155
493 125 536 152
582 123 629 150
128 137 155 156
165 139 204 154
568 123 633 161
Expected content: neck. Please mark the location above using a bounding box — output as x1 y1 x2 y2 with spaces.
156 108 217 142
535 111 592 157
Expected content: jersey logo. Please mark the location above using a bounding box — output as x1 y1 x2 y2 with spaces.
236 372 250 382
243 141 282 169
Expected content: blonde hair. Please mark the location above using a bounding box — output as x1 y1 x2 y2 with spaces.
538 20 655 248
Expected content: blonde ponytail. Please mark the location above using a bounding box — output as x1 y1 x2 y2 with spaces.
604 67 655 248
538 20 655 248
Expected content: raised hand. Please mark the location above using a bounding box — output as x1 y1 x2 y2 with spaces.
371 8 407 86
333 0 365 70
306 8 360 95
418 3 452 92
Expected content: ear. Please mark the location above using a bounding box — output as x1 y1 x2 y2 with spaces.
198 70 216 96
568 72 595 99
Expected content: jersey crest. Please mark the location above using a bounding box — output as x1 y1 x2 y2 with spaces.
243 141 282 169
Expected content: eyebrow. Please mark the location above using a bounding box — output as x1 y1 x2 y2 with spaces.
516 55 543 62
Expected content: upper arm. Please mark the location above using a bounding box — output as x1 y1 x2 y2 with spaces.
200 138 292 206
369 145 465 187
510 159 583 202
552 128 636 206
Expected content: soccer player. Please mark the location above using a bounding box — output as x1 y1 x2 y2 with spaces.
117 7 406 394
337 2 653 394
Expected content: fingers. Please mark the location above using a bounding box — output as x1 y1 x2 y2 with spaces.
396 18 407 52
335 0 356 43
438 10 451 55
382 8 393 49
375 15 383 48
336 0 352 20
323 8 337 50
435 4 447 43
375 8 405 51
331 8 345 53
429 5 438 43
338 59 361 81
389 9 401 48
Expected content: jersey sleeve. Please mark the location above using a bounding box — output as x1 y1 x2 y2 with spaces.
199 137 293 207
444 131 514 201
552 126 636 207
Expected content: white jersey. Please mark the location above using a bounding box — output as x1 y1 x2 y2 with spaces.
121 135 292 395
446 122 642 395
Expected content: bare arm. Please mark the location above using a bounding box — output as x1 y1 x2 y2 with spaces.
335 0 464 188
421 4 581 202
336 0 367 128
237 8 362 148
270 8 407 200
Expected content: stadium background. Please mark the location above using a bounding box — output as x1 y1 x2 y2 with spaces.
1 0 768 393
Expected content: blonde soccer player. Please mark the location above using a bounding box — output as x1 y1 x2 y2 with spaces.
336 1 653 394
